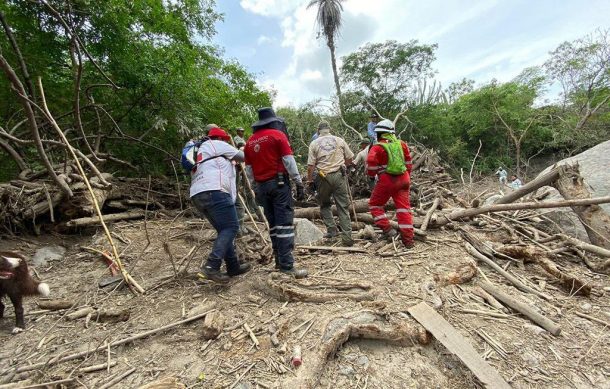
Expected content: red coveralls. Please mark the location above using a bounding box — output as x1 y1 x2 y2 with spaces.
366 140 414 244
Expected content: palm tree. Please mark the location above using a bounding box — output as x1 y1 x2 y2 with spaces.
307 0 345 116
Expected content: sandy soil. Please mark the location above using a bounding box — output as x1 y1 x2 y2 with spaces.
0 201 609 388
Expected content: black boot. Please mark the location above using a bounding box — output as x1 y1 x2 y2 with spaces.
199 265 230 283
227 262 252 277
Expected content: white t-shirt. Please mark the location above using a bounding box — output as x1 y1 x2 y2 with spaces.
189 140 239 201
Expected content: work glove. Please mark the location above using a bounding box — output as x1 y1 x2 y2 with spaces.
296 184 305 201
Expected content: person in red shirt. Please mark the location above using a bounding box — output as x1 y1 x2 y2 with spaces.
244 108 308 278
366 119 415 248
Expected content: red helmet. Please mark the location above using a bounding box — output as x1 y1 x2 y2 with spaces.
208 127 230 142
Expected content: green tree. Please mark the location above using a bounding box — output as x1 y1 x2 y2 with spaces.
340 40 437 113
307 0 346 116
0 0 271 181
543 29 610 150
453 81 544 175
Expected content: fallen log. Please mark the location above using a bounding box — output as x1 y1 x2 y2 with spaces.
280 310 430 388
356 213 426 240
480 282 561 336
434 196 610 227
296 245 367 253
294 199 395 219
65 210 145 227
420 197 441 231
553 164 610 249
556 235 610 273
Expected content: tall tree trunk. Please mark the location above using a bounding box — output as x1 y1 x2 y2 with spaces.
515 141 521 177
327 37 343 117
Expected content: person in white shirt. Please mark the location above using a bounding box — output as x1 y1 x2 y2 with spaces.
495 167 508 185
509 175 523 190
353 139 375 190
188 127 251 283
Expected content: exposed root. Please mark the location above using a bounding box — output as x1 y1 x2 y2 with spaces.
265 273 376 303
280 310 430 388
496 245 592 297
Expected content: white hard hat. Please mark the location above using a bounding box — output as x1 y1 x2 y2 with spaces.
374 119 395 134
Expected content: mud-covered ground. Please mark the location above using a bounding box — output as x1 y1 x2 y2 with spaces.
1 202 609 388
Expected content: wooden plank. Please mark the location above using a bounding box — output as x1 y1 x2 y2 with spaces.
408 302 511 389
296 245 367 253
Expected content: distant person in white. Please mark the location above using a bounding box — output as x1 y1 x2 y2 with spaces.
495 167 508 185
509 175 523 190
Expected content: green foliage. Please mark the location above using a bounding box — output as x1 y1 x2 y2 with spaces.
0 0 271 179
340 40 437 112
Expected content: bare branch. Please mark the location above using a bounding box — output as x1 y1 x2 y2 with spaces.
0 52 73 196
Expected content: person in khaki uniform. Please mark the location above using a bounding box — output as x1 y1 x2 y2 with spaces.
306 122 355 246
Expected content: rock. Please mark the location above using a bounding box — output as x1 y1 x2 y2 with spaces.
580 303 592 313
222 341 233 351
33 245 66 267
536 140 610 242
523 323 546 336
483 194 504 206
293 218 324 245
338 365 356 377
355 355 370 368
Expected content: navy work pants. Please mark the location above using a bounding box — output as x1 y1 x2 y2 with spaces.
255 179 295 270
191 190 240 273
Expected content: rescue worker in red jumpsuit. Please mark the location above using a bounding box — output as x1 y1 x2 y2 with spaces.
366 119 415 248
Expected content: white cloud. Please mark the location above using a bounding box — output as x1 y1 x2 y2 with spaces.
238 0 610 107
300 69 323 81
256 35 273 45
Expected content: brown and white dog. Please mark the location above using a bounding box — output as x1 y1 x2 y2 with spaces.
0 251 50 334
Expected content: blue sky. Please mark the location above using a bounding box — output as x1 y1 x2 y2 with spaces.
213 0 610 107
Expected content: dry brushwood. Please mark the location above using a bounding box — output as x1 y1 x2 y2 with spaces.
494 244 591 297
265 273 376 303
280 310 430 389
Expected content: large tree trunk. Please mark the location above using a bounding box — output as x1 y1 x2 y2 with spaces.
328 37 343 117
294 199 395 219
434 196 610 227
552 164 610 249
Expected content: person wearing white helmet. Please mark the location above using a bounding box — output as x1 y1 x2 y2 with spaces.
366 119 415 248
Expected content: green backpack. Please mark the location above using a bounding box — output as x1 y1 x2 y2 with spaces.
379 135 406 175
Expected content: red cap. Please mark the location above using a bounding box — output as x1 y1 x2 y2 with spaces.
208 127 230 142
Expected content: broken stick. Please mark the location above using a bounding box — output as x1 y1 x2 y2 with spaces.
480 282 561 336
465 243 552 301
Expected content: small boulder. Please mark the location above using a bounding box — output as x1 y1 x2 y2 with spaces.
293 218 324 245
33 245 66 267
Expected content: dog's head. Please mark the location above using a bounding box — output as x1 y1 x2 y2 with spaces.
0 255 21 280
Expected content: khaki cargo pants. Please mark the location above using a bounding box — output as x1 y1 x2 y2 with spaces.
317 170 352 243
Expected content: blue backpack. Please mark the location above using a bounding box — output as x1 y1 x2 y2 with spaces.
181 140 203 173
181 138 230 173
